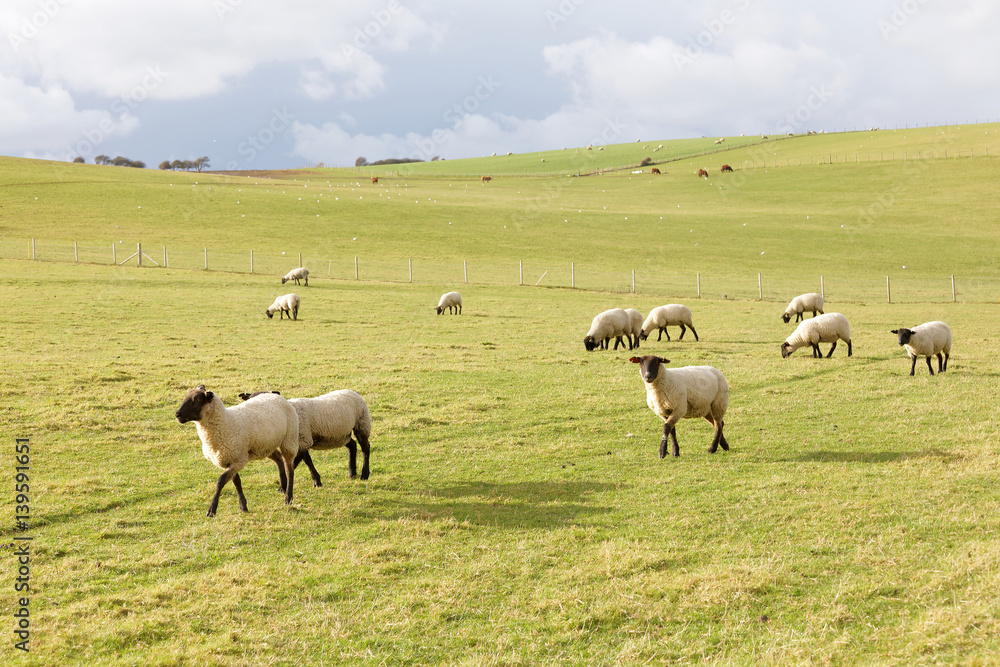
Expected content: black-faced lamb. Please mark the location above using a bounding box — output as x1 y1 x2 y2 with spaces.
782 293 825 323
781 312 852 358
639 304 699 342
267 293 300 320
584 308 632 351
436 291 462 315
890 321 952 375
282 267 309 286
629 355 730 457
175 386 298 517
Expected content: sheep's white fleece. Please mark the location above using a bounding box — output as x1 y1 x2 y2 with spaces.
437 291 462 311
195 392 299 472
624 308 644 344
783 312 851 355
643 365 729 424
641 304 695 338
783 293 824 321
586 308 631 347
900 321 952 359
283 267 309 284
268 293 300 318
289 390 372 452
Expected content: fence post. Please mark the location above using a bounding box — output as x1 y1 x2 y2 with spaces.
951 275 956 302
299 252 302 267
632 270 636 293
250 250 254 274
886 276 891 303
697 273 701 297
571 262 575 288
137 243 142 267
204 247 208 270
74 241 79 262
408 258 412 283
355 256 359 280
112 243 116 265
821 275 825 298
464 260 468 284
519 260 523 285
164 246 168 268
31 238 35 260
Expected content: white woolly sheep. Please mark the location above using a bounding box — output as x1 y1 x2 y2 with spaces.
289 390 373 485
175 386 298 517
782 292 825 323
436 291 462 315
267 293 300 320
891 321 952 376
629 355 730 457
781 312 852 358
282 267 309 286
624 308 644 349
639 304 699 342
584 308 632 351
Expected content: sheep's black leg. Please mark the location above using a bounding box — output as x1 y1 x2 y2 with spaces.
678 324 686 340
282 456 295 506
208 468 239 517
659 422 671 458
847 340 852 357
689 325 699 342
346 439 358 478
356 431 371 480
936 353 945 373
811 343 821 358
665 328 671 342
295 450 322 487
657 329 663 342
292 306 298 320
271 452 287 493
232 473 248 513
669 426 680 457
942 352 949 372
826 341 837 358
925 356 935 375
909 355 917 376
719 423 730 451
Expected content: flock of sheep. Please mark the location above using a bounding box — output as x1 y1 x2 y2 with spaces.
583 292 953 460
176 270 953 517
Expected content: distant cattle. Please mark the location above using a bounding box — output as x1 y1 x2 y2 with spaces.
697 169 709 178
651 168 661 175
720 165 734 173
481 176 492 182
371 177 378 184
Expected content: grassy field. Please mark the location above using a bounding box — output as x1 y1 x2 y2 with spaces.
3 126 1000 664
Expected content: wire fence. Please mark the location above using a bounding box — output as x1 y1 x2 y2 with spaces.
3 237 998 304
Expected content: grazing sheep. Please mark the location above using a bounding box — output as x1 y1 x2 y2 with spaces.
436 291 462 315
624 308 645 349
175 386 298 517
781 313 852 359
890 321 952 376
288 390 373 486
639 304 699 342
282 267 310 286
782 293 825 323
697 169 709 178
584 308 632 351
629 355 730 457
720 164 734 173
267 293 300 320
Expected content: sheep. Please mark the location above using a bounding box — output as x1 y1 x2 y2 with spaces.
175 386 298 517
584 308 632 351
782 293 825 323
266 293 300 320
282 267 310 286
890 321 952 376
436 291 462 315
781 312 852 359
629 355 730 457
288 390 373 486
639 304 699 342
624 308 644 349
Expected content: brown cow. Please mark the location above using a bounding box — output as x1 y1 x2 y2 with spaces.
481 176 492 182
371 177 378 184
697 169 709 178
651 168 661 175
720 164 733 173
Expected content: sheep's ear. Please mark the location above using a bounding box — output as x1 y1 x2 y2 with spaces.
890 329 899 334
629 357 641 363
659 357 670 364
196 384 206 392
205 391 214 400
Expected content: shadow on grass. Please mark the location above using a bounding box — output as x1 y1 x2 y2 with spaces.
363 480 618 529
781 448 959 463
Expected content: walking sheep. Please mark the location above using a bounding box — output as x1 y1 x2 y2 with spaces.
782 293 825 323
267 293 300 320
175 386 298 517
282 267 309 286
436 291 462 315
629 355 730 457
781 312 852 358
639 304 699 342
584 308 632 351
289 390 373 486
891 321 952 375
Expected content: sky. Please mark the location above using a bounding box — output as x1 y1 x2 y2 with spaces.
1 0 998 170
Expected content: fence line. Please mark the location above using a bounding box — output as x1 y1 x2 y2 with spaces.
2 237 998 303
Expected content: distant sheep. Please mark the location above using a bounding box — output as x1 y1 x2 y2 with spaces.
624 308 644 349
584 308 632 351
267 293 300 320
782 293 825 323
436 291 462 315
175 386 298 517
891 321 952 375
639 304 699 342
282 267 309 286
781 313 852 359
697 169 709 178
629 355 730 458
715 138 725 144
720 164 734 173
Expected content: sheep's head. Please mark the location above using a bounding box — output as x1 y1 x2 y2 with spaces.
630 355 669 383
436 306 444 315
584 336 600 351
780 342 794 358
266 308 275 319
638 330 650 341
281 277 289 284
176 385 214 423
781 313 792 323
890 328 913 346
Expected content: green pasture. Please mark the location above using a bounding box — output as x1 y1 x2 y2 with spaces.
2 126 1000 664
